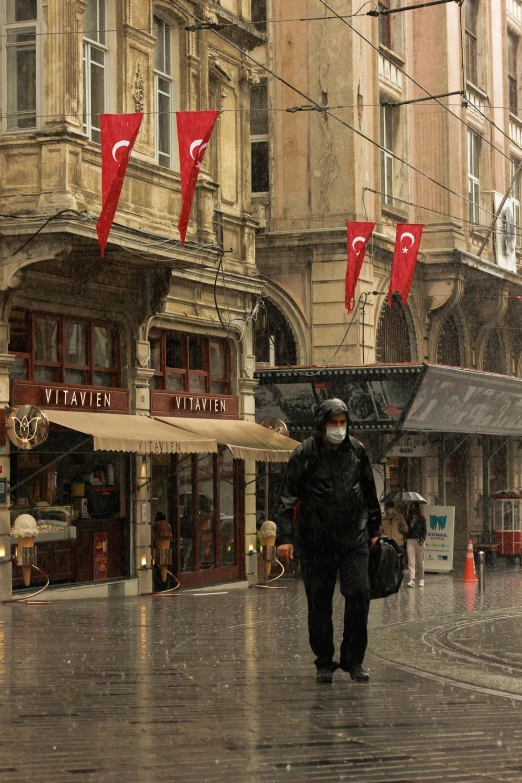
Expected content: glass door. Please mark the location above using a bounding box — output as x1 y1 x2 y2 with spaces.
174 450 244 588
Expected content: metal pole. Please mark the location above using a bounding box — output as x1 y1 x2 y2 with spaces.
478 550 485 593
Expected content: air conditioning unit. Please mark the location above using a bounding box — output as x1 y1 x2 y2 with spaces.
493 192 516 273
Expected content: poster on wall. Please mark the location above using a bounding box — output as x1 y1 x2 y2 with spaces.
94 531 109 581
424 505 455 573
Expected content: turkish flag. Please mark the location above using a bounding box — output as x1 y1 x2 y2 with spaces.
388 224 424 306
176 110 220 246
345 222 375 312
96 113 143 257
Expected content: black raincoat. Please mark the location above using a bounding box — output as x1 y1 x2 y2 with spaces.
276 399 382 553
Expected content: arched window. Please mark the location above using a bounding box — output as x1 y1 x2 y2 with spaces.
254 301 297 366
482 331 505 374
376 299 412 363
153 15 178 168
437 317 461 366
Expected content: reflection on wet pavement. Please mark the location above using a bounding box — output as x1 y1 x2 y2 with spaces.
2 565 522 781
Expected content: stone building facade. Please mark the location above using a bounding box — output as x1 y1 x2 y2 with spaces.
0 0 267 600
252 0 522 553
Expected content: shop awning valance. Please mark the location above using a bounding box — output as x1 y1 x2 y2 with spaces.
44 411 218 454
155 417 300 462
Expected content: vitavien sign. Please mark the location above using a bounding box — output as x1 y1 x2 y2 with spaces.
11 381 130 414
151 390 239 419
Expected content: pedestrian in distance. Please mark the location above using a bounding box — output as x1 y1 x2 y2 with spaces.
405 501 427 588
276 398 381 684
381 501 408 551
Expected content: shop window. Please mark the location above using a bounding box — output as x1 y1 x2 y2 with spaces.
376 299 412 363
83 0 107 143
8 310 120 387
174 449 241 578
254 299 297 366
3 0 40 132
149 330 232 394
436 317 461 367
250 81 269 194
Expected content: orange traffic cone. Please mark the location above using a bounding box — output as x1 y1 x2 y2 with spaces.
459 540 478 583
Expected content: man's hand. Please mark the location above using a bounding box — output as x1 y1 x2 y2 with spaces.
277 544 294 563
369 536 379 550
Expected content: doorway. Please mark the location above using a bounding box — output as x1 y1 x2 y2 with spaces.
152 449 245 588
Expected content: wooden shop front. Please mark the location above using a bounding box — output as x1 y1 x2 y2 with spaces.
9 380 132 589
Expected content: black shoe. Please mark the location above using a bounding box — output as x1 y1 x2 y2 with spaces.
315 665 334 683
342 664 370 682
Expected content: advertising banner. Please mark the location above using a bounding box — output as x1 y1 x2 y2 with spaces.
424 505 455 572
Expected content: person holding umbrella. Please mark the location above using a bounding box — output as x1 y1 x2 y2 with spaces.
405 501 427 587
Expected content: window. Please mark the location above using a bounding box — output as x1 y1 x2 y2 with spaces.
380 104 396 207
154 15 173 168
149 330 232 394
83 0 107 143
254 300 297 365
251 0 267 32
378 0 391 49
3 0 39 131
464 0 478 85
468 130 481 225
376 299 412 363
437 317 461 366
483 331 505 374
8 310 120 387
508 32 518 114
250 81 269 193
512 158 521 246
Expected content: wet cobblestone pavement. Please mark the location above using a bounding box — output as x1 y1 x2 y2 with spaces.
3 566 522 781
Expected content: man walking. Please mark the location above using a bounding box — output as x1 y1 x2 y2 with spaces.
276 399 381 684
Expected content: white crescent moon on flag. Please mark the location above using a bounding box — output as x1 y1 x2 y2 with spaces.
401 232 415 248
352 236 366 252
190 139 208 168
112 139 131 162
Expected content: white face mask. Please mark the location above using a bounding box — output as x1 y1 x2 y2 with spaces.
325 427 347 444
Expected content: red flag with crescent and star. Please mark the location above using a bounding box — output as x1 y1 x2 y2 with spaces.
345 222 375 312
388 224 424 306
176 110 220 247
96 113 143 257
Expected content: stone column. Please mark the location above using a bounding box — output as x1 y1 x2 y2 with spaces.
0 347 16 603
239 375 259 583
43 0 86 133
133 340 155 595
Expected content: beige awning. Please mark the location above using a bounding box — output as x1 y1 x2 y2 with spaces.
44 411 218 454
155 417 300 462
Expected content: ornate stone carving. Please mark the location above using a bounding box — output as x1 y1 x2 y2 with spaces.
133 60 145 113
240 65 261 85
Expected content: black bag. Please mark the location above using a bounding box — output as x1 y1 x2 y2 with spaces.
369 536 404 600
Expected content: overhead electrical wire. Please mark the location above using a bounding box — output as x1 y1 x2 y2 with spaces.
173 2 519 229
315 0 522 172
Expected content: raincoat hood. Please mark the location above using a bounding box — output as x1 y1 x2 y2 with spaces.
313 398 349 434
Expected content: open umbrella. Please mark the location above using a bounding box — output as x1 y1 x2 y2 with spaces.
383 491 427 505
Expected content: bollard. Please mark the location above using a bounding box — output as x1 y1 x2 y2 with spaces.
478 550 485 594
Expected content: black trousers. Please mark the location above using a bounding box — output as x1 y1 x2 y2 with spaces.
300 544 370 669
